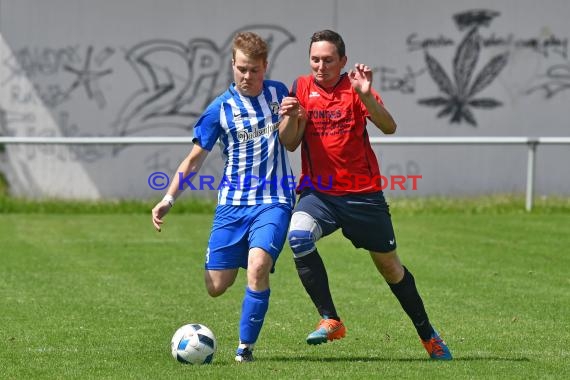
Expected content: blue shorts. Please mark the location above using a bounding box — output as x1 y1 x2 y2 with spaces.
205 203 292 271
294 190 397 253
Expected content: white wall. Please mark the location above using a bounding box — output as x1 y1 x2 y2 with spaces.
1 0 569 199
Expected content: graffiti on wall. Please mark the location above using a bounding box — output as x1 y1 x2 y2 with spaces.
0 25 295 167
1 45 112 109
378 9 569 126
2 13 568 152
417 11 509 126
1 13 569 178
114 25 294 140
63 46 114 109
525 62 570 98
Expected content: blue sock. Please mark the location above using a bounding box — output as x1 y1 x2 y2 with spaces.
239 287 270 345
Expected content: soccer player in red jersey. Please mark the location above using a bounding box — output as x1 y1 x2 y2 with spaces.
282 30 452 360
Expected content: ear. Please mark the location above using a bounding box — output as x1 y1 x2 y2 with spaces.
340 55 348 68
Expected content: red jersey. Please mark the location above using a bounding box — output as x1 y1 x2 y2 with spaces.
294 73 384 195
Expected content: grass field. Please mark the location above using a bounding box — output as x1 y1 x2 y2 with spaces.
1 197 569 379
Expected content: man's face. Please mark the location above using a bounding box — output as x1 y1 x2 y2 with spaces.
309 41 347 88
232 49 267 97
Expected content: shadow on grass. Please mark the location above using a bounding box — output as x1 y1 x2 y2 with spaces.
265 355 530 363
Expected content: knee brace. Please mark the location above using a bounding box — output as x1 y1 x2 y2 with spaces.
287 211 322 258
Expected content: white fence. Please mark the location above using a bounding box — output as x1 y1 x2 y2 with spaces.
369 137 570 211
1 136 569 211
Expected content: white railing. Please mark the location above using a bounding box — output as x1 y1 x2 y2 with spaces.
1 136 569 211
369 136 570 212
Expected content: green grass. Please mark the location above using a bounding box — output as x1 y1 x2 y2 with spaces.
1 193 570 214
1 199 569 379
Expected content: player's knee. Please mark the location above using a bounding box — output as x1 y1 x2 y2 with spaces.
371 251 404 283
287 212 322 258
205 283 228 297
246 254 272 287
288 229 317 257
205 275 234 297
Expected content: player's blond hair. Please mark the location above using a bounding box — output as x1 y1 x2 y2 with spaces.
232 32 268 62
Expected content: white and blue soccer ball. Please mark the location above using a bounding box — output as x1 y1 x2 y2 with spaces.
170 323 217 365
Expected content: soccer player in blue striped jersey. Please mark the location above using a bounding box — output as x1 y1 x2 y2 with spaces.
152 32 303 363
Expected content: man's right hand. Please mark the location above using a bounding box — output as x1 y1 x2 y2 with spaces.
151 200 172 232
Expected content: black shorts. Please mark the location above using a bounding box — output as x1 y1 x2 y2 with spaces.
294 190 397 253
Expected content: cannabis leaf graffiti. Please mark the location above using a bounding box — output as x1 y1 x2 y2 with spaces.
418 27 509 126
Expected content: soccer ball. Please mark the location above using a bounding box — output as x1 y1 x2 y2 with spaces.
170 323 217 365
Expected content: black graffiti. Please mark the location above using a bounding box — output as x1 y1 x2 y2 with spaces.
407 9 568 60
113 25 295 141
453 9 500 31
9 83 70 108
408 31 568 60
418 27 508 126
63 46 114 108
1 45 114 109
379 66 426 94
407 34 454 52
410 9 570 122
1 25 296 164
112 37 221 139
1 46 81 86
515 35 568 59
526 63 570 98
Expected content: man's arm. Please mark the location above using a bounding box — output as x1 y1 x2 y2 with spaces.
278 96 307 151
349 63 397 135
360 93 397 135
151 144 209 231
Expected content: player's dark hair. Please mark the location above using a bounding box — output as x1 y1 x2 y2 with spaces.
310 30 346 58
232 32 268 62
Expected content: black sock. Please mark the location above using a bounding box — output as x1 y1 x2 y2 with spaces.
388 266 434 340
294 249 340 320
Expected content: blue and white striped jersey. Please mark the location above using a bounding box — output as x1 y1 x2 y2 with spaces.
193 80 295 207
